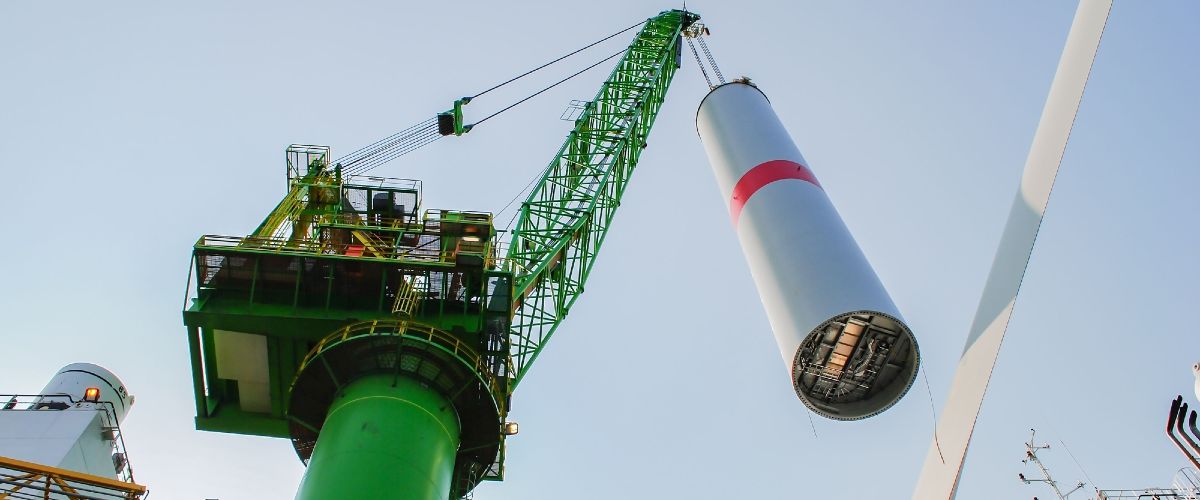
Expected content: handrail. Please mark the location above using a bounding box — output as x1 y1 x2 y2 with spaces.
0 394 138 485
0 454 146 499
195 234 460 265
295 320 510 416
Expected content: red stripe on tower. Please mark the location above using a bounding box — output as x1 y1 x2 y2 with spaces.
729 159 822 225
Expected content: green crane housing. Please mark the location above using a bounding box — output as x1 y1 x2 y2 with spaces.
182 10 699 500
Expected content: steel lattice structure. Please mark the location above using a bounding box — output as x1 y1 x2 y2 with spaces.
504 10 698 385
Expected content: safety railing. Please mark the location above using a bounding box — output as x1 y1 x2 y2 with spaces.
297 320 510 417
0 394 138 486
1097 488 1192 499
322 213 422 230
195 234 459 265
286 144 330 184
344 175 422 193
486 236 514 273
349 230 392 258
1096 468 1200 499
252 184 310 240
423 209 494 225
0 455 147 500
1176 468 1200 499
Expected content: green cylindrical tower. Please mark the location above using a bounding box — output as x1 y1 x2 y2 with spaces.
295 375 460 500
286 321 506 500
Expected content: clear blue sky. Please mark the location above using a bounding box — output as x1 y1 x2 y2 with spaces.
1 1 1196 498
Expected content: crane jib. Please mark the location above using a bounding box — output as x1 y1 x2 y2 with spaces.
504 9 700 386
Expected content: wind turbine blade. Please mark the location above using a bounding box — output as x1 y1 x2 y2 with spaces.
911 1 1111 498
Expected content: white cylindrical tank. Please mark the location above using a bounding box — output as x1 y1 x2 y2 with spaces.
697 81 919 420
37 363 134 424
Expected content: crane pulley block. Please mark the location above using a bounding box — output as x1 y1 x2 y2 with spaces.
438 97 472 136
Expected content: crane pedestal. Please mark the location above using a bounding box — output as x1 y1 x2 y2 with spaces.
285 321 507 499
184 150 510 498
295 375 460 500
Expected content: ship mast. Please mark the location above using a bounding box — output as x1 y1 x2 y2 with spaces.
1019 429 1087 499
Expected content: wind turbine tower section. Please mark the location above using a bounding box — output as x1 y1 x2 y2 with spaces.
697 81 920 420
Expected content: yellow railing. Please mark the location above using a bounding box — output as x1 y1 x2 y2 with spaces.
253 172 349 241
199 234 458 265
252 184 307 240
350 230 391 257
0 455 146 500
392 275 424 317
296 320 510 415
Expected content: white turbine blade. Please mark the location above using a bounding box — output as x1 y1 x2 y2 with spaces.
912 1 1111 498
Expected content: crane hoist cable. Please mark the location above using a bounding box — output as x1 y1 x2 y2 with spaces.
468 19 643 100
339 118 441 177
683 22 723 89
470 48 625 231
696 36 724 84
469 49 624 128
338 118 437 167
333 19 644 177
686 37 713 88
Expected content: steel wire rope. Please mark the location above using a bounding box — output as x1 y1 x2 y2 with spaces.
497 99 621 235
332 18 646 176
335 18 644 175
342 128 443 176
497 159 558 234
471 49 625 128
339 122 440 175
469 19 644 99
1058 438 1097 490
343 136 442 177
696 36 725 84
686 38 714 88
342 135 439 177
336 118 437 167
339 118 435 162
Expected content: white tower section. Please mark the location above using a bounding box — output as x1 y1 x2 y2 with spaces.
0 363 135 479
697 81 919 420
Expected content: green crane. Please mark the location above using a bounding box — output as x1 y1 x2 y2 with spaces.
182 9 700 500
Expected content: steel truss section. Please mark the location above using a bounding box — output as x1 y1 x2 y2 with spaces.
504 10 699 386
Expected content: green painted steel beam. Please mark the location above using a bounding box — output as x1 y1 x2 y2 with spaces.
504 9 699 386
194 411 289 438
294 375 460 500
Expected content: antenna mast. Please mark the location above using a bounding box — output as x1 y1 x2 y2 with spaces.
1019 429 1087 499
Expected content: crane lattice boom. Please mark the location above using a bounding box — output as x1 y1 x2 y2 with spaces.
504 9 699 385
